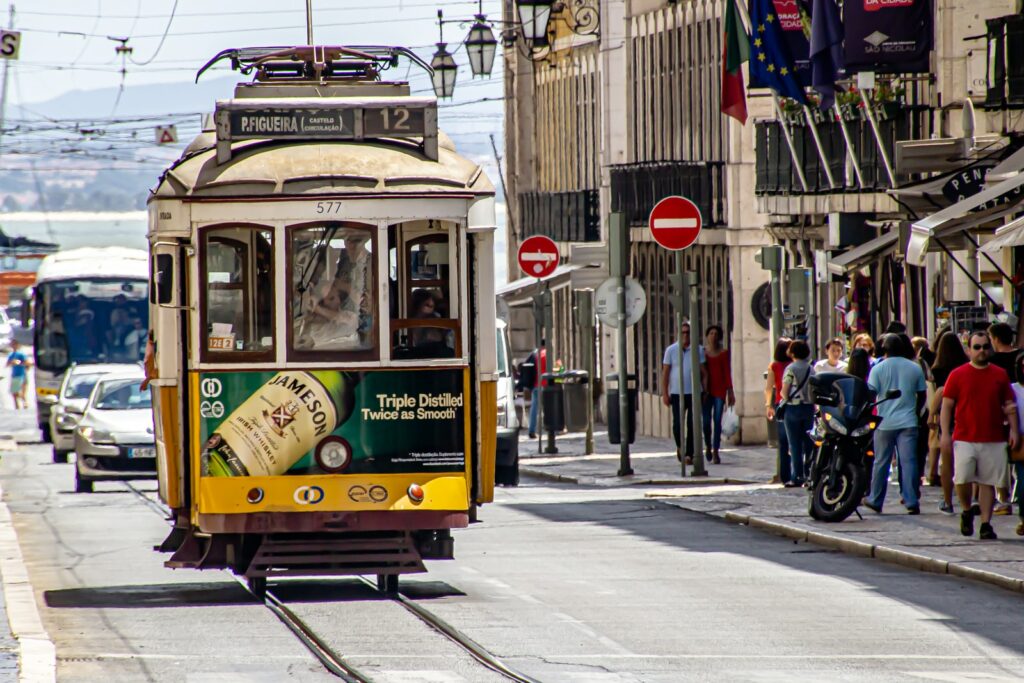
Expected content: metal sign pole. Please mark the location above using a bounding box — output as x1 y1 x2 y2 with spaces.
687 271 707 477
610 212 632 476
676 253 687 477
543 283 557 454
533 291 544 454
579 290 596 456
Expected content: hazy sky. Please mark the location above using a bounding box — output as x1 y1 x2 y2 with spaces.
9 0 503 104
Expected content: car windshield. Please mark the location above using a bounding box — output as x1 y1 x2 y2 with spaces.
94 379 150 410
65 373 103 399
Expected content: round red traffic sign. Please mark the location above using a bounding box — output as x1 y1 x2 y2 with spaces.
517 235 559 279
649 196 703 251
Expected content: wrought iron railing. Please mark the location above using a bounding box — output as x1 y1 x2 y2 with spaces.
754 107 930 194
609 161 726 227
518 189 601 243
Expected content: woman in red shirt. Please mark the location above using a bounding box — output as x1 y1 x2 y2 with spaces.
765 337 794 485
703 325 735 463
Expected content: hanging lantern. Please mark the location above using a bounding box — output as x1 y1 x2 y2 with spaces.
515 0 554 45
465 15 498 78
430 42 458 99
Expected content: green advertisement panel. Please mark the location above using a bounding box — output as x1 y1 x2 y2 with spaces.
198 369 465 477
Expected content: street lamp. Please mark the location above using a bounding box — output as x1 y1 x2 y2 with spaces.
465 14 498 78
515 0 554 46
430 11 457 99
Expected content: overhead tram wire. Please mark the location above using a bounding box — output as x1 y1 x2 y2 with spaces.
129 0 179 66
18 1 488 20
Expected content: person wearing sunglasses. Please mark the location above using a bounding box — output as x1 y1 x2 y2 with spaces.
940 331 1020 540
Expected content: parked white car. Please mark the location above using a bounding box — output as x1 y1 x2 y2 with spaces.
73 370 156 493
495 319 519 486
49 363 142 463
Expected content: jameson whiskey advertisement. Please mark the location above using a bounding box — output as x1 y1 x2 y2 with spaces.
199 370 465 477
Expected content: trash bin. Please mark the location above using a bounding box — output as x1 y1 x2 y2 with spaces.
540 373 565 432
606 373 637 445
556 370 589 432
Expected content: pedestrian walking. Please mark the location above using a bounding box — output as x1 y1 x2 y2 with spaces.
862 334 927 515
845 348 871 382
940 331 1020 540
988 322 1017 515
852 333 877 365
765 337 793 485
523 342 546 439
1008 351 1024 536
702 324 734 464
6 340 29 410
779 340 815 486
931 331 969 514
813 338 847 374
661 321 707 465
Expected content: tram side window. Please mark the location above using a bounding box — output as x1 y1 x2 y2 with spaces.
290 223 376 358
388 223 458 360
201 227 274 358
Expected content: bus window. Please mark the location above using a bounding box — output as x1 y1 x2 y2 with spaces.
289 223 376 359
200 227 274 360
388 222 459 360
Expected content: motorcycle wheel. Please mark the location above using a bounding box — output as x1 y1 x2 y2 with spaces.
810 460 865 523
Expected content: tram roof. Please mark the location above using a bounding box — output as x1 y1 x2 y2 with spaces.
150 132 494 199
36 247 149 284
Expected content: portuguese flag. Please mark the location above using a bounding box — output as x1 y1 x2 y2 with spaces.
721 0 749 125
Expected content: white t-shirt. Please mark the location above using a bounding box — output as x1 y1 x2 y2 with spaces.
813 358 847 374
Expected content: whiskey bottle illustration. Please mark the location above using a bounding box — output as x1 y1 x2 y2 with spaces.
202 371 356 477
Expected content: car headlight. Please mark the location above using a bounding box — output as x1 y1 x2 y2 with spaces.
56 413 80 430
79 426 114 444
822 412 848 435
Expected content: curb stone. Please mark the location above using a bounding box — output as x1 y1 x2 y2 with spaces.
720 511 1024 595
521 467 755 488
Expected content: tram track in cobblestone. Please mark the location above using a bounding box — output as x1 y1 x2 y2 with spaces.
120 482 540 683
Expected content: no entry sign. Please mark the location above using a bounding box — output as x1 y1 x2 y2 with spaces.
518 235 559 278
649 196 703 251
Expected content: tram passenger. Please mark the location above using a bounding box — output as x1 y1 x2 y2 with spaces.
295 231 373 351
411 289 444 346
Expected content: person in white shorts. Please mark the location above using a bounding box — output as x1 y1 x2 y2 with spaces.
940 331 1020 540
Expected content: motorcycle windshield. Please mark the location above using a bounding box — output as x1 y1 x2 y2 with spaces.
830 377 876 422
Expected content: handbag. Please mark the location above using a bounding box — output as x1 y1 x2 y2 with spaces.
774 366 810 422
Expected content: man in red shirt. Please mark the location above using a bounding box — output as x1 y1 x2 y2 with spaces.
940 331 1020 540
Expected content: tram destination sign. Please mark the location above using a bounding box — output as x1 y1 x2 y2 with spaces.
214 97 438 163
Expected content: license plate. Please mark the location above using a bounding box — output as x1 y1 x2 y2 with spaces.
129 447 156 458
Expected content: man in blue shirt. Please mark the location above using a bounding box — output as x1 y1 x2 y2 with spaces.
661 321 707 465
6 340 30 410
864 334 927 514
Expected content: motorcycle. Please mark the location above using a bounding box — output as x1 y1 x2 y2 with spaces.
806 372 901 523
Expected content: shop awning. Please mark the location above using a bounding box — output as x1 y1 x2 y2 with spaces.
828 230 900 275
496 264 580 305
980 215 1024 254
906 168 1024 266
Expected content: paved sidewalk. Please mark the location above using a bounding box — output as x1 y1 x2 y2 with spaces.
519 429 1024 595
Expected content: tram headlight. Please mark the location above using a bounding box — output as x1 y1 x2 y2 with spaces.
79 426 114 444
407 483 425 504
315 436 352 473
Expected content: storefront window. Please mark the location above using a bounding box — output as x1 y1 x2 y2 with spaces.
201 226 274 360
290 223 377 359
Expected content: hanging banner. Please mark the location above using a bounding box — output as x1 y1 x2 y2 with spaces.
748 0 813 90
843 0 932 74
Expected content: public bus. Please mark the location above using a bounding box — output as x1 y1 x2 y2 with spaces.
147 45 499 593
29 247 149 441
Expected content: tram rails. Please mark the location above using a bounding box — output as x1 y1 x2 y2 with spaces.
121 482 539 683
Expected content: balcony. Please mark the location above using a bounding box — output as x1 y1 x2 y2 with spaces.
519 190 600 243
755 106 931 196
610 161 726 227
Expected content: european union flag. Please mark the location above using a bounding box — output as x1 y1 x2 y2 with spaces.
748 0 808 104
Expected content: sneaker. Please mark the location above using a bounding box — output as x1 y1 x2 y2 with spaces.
783 481 800 488
970 503 981 516
712 453 721 464
907 505 921 515
938 501 955 515
994 503 1012 516
1016 521 1024 537
961 509 976 537
528 433 537 439
705 448 713 462
979 522 998 540
684 456 694 466
862 499 882 514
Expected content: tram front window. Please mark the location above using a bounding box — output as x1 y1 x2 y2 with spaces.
201 227 274 358
290 223 376 358
388 222 458 360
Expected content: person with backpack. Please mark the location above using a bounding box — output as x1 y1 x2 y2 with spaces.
518 341 546 439
778 340 815 486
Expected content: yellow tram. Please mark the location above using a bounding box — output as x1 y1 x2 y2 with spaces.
147 46 499 592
